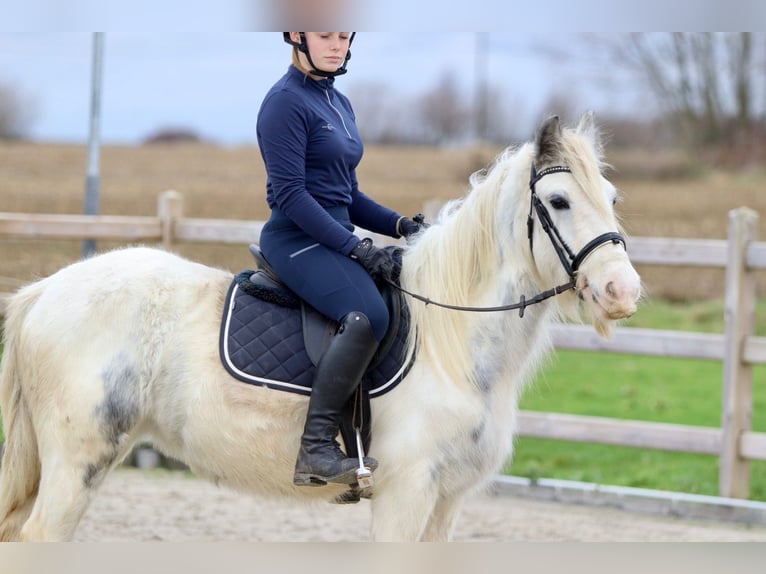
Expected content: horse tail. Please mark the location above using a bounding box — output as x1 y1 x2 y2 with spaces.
0 279 46 541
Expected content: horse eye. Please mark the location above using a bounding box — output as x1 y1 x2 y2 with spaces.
549 196 570 210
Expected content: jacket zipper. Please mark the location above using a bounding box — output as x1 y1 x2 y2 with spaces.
325 89 353 140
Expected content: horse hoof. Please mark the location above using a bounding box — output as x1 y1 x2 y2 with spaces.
330 482 374 504
332 489 361 504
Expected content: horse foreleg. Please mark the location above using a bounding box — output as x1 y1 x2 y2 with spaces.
369 468 440 541
419 493 465 541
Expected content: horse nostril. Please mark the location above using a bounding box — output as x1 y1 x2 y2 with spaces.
605 281 617 298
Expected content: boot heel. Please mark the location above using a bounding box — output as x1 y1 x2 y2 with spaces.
293 473 327 487
293 465 364 486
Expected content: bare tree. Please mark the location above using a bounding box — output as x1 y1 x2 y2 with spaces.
607 33 765 150
729 32 753 144
347 82 420 144
474 84 528 145
416 72 471 145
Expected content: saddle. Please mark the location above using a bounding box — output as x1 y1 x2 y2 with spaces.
246 245 407 373
218 245 414 502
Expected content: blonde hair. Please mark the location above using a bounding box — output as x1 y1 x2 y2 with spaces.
291 48 311 75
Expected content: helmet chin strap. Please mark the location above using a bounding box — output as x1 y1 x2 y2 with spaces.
283 32 356 78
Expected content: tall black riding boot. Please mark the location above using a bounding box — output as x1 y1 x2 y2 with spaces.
293 311 380 486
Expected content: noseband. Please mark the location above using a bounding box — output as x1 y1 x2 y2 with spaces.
388 163 627 317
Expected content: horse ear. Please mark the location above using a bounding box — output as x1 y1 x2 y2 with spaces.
535 115 563 167
577 110 603 155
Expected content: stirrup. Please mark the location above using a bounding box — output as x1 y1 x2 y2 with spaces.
293 456 378 487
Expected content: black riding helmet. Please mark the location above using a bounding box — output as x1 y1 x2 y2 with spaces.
283 32 356 78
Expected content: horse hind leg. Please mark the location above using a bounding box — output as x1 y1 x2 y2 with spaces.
0 380 42 541
0 465 40 542
17 361 143 541
0 494 38 542
0 385 127 541
18 422 139 541
19 451 123 542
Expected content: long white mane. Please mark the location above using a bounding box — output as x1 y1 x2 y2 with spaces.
399 122 611 388
399 143 530 388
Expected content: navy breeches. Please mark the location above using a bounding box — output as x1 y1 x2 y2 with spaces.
259 208 390 342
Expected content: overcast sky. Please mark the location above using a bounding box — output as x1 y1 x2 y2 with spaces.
0 32 651 145
3 0 765 32
1 1 765 145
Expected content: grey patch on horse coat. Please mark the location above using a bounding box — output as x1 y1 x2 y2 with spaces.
472 332 507 396
430 462 443 484
471 421 486 444
96 353 140 447
83 452 118 489
474 359 500 396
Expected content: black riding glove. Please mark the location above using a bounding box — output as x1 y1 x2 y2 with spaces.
349 238 397 282
396 213 429 239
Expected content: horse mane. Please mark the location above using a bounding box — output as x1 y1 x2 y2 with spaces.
400 143 530 387
400 122 608 388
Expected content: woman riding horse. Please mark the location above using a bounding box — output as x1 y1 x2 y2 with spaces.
257 32 426 486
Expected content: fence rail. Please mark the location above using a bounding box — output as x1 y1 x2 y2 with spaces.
0 191 764 498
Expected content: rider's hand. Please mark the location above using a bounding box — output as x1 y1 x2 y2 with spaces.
349 238 397 282
396 213 429 239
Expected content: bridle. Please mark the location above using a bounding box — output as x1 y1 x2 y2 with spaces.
527 164 626 289
388 163 626 317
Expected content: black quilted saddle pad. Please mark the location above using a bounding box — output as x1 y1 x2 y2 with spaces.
219 274 414 398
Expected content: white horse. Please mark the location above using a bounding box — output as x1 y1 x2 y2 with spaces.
0 114 640 541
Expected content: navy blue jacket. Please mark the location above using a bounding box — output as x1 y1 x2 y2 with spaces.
257 66 401 255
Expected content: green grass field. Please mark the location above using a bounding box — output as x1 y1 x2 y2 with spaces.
1 299 764 499
508 299 766 500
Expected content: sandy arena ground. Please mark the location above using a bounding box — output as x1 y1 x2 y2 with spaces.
73 469 766 542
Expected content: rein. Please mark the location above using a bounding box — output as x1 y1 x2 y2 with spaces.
387 278 575 318
387 163 626 317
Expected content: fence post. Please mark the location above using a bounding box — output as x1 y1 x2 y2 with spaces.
719 207 758 498
158 190 183 250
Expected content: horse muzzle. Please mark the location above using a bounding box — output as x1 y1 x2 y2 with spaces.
579 265 641 320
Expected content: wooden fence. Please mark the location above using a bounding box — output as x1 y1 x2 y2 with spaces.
0 190 765 499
